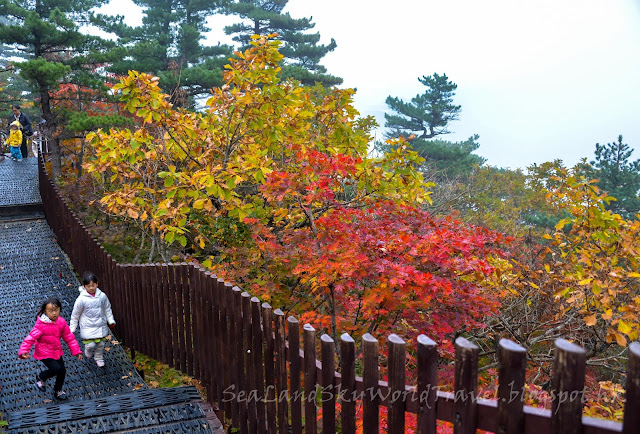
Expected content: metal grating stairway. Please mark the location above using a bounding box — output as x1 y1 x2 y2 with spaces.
0 157 222 432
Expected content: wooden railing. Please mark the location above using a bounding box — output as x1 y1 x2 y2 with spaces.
38 155 639 433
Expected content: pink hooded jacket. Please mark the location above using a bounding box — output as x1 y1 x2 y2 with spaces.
19 315 81 360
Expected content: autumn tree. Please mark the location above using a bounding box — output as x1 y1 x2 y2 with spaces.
85 36 511 346
451 164 559 235
223 0 341 86
471 162 640 398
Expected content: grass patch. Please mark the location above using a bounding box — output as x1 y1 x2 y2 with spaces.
127 348 207 400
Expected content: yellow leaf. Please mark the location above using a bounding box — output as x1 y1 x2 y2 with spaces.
578 278 592 286
628 272 640 278
193 199 205 210
584 314 597 326
618 320 633 336
614 332 627 347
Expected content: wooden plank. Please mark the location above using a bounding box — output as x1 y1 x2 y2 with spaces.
303 324 317 434
274 309 289 434
205 272 217 402
150 264 162 361
160 264 172 366
320 334 335 434
223 281 236 425
138 265 150 357
242 291 257 433
191 267 202 385
262 303 277 434
551 339 586 434
131 265 140 353
498 338 526 434
252 297 266 434
388 334 406 434
141 265 152 356
208 274 221 405
115 264 128 347
233 287 248 433
176 264 187 373
362 333 379 434
340 333 356 434
417 334 437 434
454 337 479 434
183 264 193 376
169 265 181 369
623 342 640 434
288 316 302 434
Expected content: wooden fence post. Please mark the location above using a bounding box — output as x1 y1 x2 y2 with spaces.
320 334 335 434
551 339 586 434
388 334 407 434
252 297 266 434
498 339 526 434
274 309 289 434
340 333 356 434
303 324 317 434
235 288 248 433
160 265 171 366
454 337 479 434
623 342 640 434
417 334 437 434
262 303 277 434
242 291 256 433
223 280 236 425
288 316 302 434
362 333 379 434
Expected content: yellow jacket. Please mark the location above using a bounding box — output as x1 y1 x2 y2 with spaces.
6 129 22 148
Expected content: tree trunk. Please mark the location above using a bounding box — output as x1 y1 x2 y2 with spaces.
39 85 62 179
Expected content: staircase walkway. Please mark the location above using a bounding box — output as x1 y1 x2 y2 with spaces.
0 157 223 433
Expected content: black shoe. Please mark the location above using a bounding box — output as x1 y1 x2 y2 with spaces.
36 376 45 392
54 390 67 401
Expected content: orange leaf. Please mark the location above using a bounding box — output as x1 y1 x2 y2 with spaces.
584 314 597 326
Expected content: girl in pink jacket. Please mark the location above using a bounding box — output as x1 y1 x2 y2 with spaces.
18 297 82 401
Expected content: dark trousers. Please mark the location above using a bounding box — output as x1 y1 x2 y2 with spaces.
20 139 28 159
39 357 66 392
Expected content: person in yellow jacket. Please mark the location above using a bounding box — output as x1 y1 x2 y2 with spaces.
6 120 23 160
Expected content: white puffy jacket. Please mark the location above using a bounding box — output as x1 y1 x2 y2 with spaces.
70 286 115 339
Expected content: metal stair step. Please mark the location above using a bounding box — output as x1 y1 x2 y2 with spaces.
6 386 208 431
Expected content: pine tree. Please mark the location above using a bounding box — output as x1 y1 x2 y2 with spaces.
223 0 342 86
0 15 35 120
0 0 121 177
380 75 481 181
588 135 640 219
423 135 485 176
384 73 461 140
104 0 232 107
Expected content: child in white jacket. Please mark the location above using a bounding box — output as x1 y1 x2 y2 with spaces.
70 272 116 367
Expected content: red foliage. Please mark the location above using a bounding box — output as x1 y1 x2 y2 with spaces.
250 199 512 346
